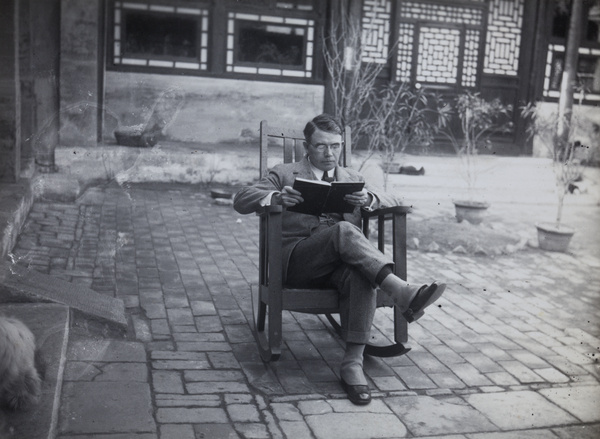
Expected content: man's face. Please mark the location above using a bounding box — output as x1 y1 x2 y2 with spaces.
304 128 343 172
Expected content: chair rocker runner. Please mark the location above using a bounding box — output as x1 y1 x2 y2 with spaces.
253 120 412 362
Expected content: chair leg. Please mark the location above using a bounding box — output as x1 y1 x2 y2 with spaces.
251 285 281 362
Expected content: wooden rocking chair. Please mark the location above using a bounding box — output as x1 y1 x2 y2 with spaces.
252 120 412 362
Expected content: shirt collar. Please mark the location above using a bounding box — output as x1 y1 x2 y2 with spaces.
307 157 334 180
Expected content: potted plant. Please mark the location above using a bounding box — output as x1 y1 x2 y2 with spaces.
442 92 512 224
521 102 592 252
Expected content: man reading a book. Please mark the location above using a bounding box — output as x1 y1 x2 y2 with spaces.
234 114 445 405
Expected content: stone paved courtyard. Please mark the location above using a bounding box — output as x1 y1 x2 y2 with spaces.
5 179 600 438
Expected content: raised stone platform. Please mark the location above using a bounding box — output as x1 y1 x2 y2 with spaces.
0 180 33 260
0 262 127 331
0 303 69 439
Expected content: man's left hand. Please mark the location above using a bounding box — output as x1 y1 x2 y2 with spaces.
345 189 372 207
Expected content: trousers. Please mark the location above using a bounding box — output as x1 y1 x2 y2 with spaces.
285 221 394 344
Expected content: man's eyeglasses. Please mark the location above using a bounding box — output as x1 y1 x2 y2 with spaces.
310 142 343 153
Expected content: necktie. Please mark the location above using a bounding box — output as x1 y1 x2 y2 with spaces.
322 170 334 183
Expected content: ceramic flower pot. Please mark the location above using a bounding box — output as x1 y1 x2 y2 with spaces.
536 222 575 252
453 200 489 225
381 162 402 174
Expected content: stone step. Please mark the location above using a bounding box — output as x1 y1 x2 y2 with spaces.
0 262 127 332
0 303 70 439
0 180 34 260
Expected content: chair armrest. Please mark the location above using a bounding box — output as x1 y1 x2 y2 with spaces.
361 205 411 219
256 204 284 216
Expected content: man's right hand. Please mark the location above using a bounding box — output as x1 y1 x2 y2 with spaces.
275 186 303 207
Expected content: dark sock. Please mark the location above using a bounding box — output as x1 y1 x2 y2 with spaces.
375 265 393 285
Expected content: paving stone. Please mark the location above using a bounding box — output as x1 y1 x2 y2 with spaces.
552 423 600 439
207 352 241 369
176 341 232 352
174 332 225 342
190 300 217 315
497 360 545 384
155 394 220 407
534 367 570 383
151 319 171 335
64 361 102 381
193 424 241 439
225 394 254 404
271 402 303 421
152 370 185 394
96 362 148 382
466 390 578 430
372 375 407 392
539 385 600 423
59 381 155 435
152 359 211 370
227 403 261 422
466 428 560 438
151 350 208 360
429 372 467 389
142 303 167 319
186 381 250 394
393 365 437 389
232 422 270 439
185 368 243 385
67 339 146 362
160 424 195 439
55 434 157 439
156 407 227 423
386 395 497 436
461 353 504 374
305 411 406 439
451 363 494 387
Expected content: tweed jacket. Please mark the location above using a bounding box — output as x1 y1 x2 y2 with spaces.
234 157 400 276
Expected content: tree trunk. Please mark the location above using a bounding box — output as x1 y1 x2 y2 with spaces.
556 0 584 149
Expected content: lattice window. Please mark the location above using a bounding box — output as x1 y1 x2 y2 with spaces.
463 29 480 87
396 22 414 82
393 1 485 86
398 1 483 26
226 12 314 78
484 0 523 76
361 0 392 64
416 27 460 85
112 1 209 70
544 44 600 101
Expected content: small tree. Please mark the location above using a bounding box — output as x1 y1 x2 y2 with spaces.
522 103 590 229
359 82 451 189
441 92 512 199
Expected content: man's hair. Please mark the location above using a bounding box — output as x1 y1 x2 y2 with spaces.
303 114 343 143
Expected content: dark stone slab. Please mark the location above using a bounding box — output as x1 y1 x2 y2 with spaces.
58 381 155 435
0 262 127 330
0 303 69 439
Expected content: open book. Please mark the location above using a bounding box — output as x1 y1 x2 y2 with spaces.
286 177 365 216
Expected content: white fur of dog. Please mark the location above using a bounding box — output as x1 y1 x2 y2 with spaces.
0 317 42 410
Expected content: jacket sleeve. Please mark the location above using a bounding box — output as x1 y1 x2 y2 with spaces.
233 167 285 215
365 183 402 210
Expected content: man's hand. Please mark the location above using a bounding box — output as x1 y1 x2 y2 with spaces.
274 186 303 207
344 189 372 207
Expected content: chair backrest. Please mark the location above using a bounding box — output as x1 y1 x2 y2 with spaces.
259 120 352 178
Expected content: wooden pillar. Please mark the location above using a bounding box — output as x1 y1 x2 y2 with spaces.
0 0 21 182
59 0 101 147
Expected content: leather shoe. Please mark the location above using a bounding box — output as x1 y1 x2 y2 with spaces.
402 282 446 322
340 377 371 405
